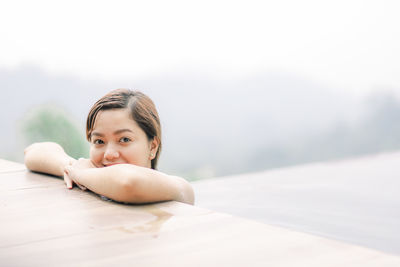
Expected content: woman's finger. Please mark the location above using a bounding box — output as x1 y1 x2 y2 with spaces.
65 166 87 191
64 172 73 189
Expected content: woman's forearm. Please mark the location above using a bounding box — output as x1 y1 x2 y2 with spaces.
24 142 74 176
69 164 194 204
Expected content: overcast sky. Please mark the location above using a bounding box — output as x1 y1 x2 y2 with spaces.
1 0 399 95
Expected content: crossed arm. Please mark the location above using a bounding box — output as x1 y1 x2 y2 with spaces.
24 142 194 205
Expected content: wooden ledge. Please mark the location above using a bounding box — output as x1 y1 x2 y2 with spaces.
1 159 400 266
0 159 26 174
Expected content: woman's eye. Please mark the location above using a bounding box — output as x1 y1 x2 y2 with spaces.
93 139 104 145
120 137 131 143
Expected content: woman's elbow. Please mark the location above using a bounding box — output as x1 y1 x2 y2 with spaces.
24 152 40 172
182 183 195 205
174 177 195 205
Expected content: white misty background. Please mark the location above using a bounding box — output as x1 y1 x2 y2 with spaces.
1 1 400 180
2 65 400 180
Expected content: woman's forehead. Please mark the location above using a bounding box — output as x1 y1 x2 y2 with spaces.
93 109 138 130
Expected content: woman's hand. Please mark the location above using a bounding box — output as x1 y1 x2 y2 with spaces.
63 158 96 190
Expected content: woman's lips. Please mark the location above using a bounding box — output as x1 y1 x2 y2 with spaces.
103 163 123 167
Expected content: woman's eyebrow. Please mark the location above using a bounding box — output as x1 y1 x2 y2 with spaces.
114 129 134 135
91 129 133 137
91 132 104 137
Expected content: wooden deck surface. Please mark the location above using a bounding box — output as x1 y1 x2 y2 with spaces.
1 159 400 266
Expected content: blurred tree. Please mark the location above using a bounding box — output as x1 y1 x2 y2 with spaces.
21 105 89 159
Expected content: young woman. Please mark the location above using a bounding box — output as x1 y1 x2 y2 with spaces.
24 89 194 205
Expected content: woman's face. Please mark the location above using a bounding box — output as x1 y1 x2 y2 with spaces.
89 108 157 168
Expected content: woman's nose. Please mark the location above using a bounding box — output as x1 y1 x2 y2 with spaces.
104 145 119 160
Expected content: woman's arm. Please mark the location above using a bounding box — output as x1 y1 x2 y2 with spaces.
24 142 75 176
24 142 86 189
65 163 195 205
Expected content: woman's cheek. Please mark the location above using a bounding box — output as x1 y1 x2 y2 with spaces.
89 147 102 167
126 146 148 167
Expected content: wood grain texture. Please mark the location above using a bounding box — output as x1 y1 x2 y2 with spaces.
0 159 26 174
1 159 400 266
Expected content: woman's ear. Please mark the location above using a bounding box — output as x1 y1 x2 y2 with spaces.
149 137 159 160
